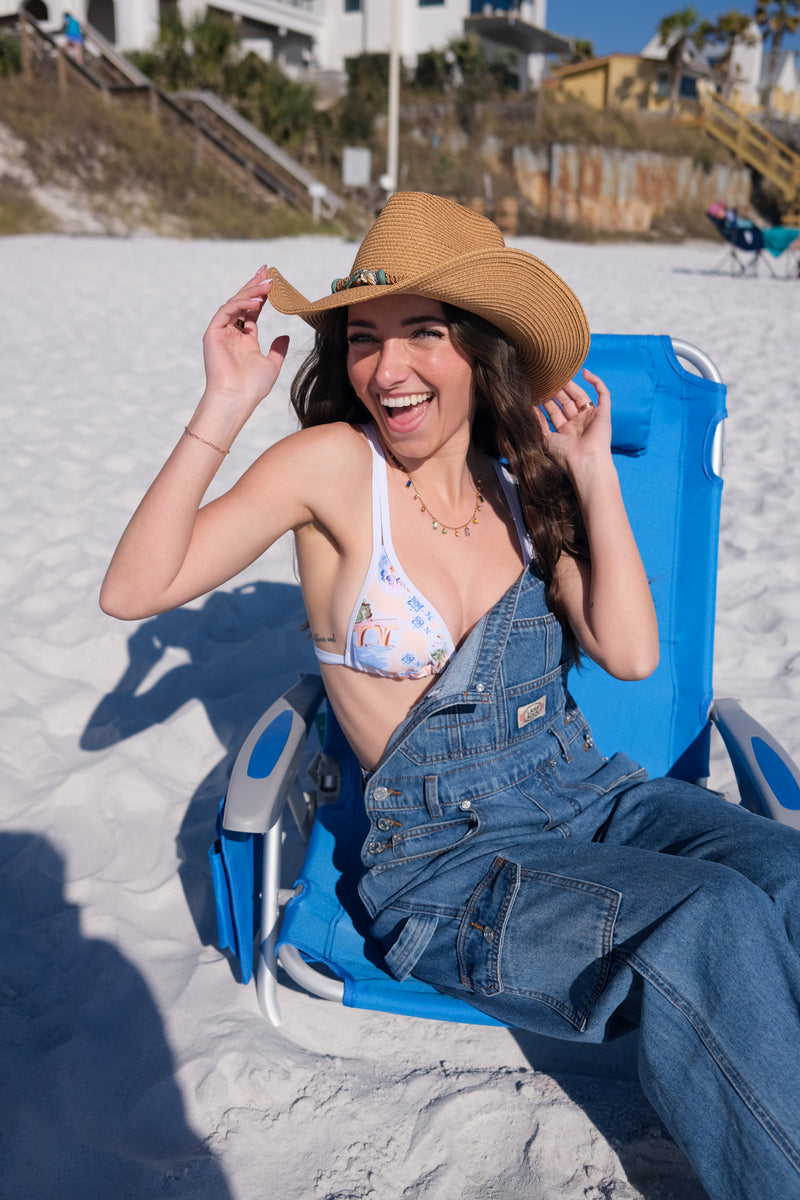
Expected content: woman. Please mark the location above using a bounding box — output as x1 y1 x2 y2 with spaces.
102 193 800 1200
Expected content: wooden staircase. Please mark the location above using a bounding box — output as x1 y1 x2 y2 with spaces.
13 11 346 223
699 85 800 224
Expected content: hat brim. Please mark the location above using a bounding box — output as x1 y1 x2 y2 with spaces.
267 247 589 401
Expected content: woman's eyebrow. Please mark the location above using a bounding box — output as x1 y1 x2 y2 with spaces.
400 314 447 326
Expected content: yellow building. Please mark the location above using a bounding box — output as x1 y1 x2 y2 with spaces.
547 54 703 117
549 48 800 123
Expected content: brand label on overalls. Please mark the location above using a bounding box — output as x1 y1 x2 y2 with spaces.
517 696 546 728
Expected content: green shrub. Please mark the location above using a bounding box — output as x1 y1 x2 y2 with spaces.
129 9 322 155
345 53 393 100
413 50 451 92
0 30 22 77
230 54 319 153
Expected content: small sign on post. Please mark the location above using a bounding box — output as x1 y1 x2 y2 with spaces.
342 147 372 189
308 182 327 223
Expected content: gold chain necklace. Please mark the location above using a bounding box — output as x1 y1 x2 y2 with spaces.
392 454 484 537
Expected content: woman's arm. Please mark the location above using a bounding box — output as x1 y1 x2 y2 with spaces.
537 370 659 680
100 268 302 620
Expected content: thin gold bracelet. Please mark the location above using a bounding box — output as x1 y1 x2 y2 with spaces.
183 426 230 456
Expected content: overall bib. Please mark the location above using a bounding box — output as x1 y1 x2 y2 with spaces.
358 564 800 1200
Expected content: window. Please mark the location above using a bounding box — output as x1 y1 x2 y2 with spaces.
419 0 445 7
655 69 671 99
344 0 361 11
87 0 117 41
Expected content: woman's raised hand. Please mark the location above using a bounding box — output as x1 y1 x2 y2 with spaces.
536 369 658 680
100 270 295 620
535 369 612 477
200 267 289 421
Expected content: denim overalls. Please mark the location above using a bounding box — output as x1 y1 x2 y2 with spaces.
358 564 800 1200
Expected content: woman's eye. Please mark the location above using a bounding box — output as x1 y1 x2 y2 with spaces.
346 326 446 347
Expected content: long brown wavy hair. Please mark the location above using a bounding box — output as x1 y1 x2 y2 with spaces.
290 304 588 659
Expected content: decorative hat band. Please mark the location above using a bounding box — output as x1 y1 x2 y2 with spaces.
331 268 390 294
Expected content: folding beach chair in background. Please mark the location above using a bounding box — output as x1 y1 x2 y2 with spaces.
210 335 800 1028
707 202 800 278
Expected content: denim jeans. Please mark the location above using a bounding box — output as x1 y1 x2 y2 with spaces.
358 564 800 1200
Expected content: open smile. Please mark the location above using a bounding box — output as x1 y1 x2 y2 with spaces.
379 392 433 409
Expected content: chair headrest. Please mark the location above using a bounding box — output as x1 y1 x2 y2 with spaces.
582 336 659 456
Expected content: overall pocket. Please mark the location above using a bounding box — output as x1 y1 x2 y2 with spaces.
389 811 479 863
362 808 481 875
457 856 621 1032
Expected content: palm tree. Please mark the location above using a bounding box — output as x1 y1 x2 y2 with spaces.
656 8 711 116
129 9 241 92
704 9 758 98
755 0 800 115
567 39 595 64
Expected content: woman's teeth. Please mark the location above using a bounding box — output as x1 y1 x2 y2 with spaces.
380 393 431 408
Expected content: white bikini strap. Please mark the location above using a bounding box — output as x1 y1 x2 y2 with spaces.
362 424 391 550
493 460 534 564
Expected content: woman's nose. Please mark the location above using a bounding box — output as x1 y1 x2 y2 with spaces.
373 338 409 387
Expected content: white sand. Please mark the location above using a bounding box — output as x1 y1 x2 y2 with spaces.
1 230 798 1199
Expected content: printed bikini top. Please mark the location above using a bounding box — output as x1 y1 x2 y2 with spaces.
313 424 534 680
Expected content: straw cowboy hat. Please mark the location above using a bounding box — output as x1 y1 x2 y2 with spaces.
266 191 589 401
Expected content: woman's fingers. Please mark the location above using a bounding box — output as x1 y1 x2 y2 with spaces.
557 378 592 408
207 272 274 333
581 368 610 406
225 268 272 308
540 396 569 428
545 371 609 419
542 390 590 424
266 335 290 369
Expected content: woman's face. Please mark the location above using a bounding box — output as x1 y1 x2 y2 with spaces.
345 293 475 456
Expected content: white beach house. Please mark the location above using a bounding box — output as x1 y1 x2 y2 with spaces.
8 0 570 92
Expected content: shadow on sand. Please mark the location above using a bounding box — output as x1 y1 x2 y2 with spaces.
0 830 233 1197
81 580 317 951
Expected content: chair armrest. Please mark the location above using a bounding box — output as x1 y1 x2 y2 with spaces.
710 697 800 830
222 674 326 835
277 944 346 1003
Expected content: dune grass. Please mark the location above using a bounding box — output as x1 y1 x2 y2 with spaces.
0 78 336 237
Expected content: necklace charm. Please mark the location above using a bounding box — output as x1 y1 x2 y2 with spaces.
396 456 483 539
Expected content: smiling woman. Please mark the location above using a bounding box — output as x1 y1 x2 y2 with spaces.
100 192 800 1200
344 295 475 439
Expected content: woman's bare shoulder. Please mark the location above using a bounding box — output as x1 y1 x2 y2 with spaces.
261 420 370 469
235 422 372 524
294 420 371 459
240 420 369 480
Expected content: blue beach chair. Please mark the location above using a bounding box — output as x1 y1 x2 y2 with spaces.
707 205 800 278
210 335 800 1026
